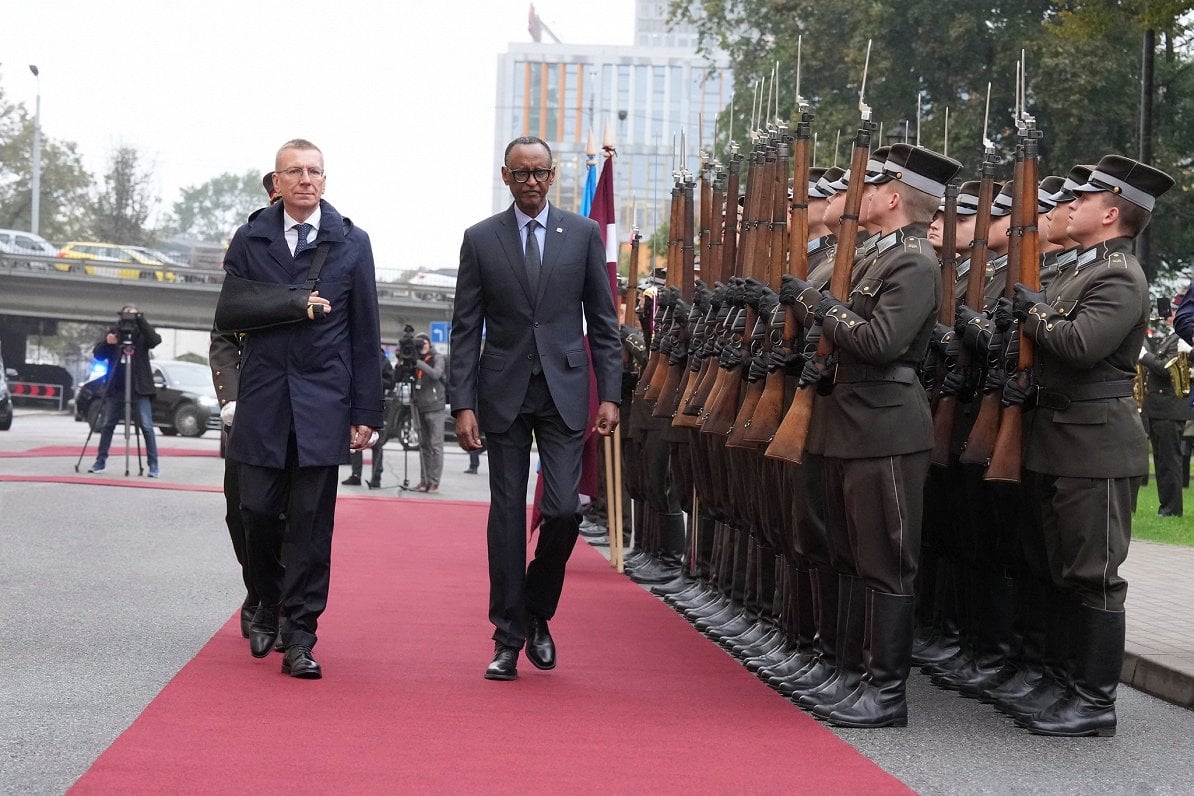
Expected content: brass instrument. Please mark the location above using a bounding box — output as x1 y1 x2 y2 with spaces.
1165 350 1191 398
1133 362 1146 409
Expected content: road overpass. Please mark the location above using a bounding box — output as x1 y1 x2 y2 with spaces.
0 253 455 367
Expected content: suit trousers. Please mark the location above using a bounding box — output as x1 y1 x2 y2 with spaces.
486 372 584 649
238 434 339 651
1023 470 1138 611
416 407 445 486
822 451 929 595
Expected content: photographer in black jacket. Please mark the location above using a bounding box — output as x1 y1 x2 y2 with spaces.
87 305 162 476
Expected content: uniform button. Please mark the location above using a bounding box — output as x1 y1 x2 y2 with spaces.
527 354 534 360
534 322 540 328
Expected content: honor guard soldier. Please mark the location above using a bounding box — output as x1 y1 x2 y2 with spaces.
1002 153 1174 736
785 143 962 728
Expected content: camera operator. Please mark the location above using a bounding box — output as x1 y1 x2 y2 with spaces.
87 305 162 476
410 332 446 491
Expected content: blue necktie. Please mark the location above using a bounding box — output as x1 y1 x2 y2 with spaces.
295 223 314 257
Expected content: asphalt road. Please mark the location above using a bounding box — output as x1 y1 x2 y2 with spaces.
2 410 1193 794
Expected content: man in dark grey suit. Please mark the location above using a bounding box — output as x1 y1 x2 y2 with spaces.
450 136 622 681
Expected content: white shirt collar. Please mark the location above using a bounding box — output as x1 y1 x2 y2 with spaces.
283 206 321 237
513 201 550 231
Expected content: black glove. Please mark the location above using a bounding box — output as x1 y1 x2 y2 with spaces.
797 355 824 388
1012 283 1047 321
779 273 813 305
747 353 770 382
814 290 844 322
953 305 985 336
993 296 1015 331
939 365 968 397
983 365 1008 394
1001 373 1037 409
719 343 744 369
930 323 953 354
770 345 803 376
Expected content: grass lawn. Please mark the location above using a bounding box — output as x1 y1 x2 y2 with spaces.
1133 479 1194 546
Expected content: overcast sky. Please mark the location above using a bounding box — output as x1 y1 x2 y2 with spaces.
2 0 635 274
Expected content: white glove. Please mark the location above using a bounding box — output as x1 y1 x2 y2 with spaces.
1179 338 1193 354
367 430 380 447
1139 345 1149 362
220 401 237 426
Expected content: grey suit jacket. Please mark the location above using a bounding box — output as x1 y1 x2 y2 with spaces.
449 204 622 434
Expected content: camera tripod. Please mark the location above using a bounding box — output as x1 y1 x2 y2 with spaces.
75 337 144 477
394 369 422 492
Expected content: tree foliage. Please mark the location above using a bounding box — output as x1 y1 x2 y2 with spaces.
164 170 266 243
0 79 93 241
670 0 1194 277
90 146 156 245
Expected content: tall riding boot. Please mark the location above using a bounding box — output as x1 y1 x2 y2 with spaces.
997 586 1074 719
913 556 963 668
980 576 1047 704
1018 603 1123 737
825 590 915 728
761 564 820 680
730 549 784 656
773 566 836 693
936 572 1015 694
704 537 758 639
794 574 866 711
634 512 686 585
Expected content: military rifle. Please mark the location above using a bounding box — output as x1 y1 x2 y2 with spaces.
766 42 874 465
928 178 960 466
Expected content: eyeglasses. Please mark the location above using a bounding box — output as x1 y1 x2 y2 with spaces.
509 168 553 183
277 167 325 180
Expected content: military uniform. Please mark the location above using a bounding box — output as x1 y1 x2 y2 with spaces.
1141 327 1189 517
1009 154 1174 737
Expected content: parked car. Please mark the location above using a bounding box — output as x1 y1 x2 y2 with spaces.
0 228 58 269
74 359 219 437
55 241 177 282
0 358 14 431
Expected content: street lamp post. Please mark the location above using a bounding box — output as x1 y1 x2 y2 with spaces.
29 65 41 236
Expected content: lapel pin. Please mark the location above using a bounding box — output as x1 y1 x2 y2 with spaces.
555 227 563 234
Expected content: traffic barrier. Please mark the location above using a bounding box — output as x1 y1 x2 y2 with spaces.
10 382 65 410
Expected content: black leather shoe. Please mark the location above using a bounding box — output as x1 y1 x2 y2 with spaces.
367 477 382 489
485 645 519 680
341 475 361 486
525 615 556 670
248 604 280 658
274 616 287 652
281 645 322 679
239 603 256 639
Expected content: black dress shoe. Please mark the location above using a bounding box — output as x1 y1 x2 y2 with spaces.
239 603 256 639
341 475 361 486
248 604 280 658
485 645 519 680
525 615 556 670
367 477 382 489
274 616 287 652
281 645 322 679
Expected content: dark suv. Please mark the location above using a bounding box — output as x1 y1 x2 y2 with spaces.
75 359 220 437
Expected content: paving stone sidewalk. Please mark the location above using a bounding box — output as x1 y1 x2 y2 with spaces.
1122 538 1194 708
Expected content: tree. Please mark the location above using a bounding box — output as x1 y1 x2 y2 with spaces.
89 146 156 245
164 170 267 243
0 75 93 241
670 0 1194 277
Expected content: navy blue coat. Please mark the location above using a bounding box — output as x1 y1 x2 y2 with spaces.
449 204 621 433
222 200 383 468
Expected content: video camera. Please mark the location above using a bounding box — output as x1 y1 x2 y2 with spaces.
398 324 419 363
116 309 142 344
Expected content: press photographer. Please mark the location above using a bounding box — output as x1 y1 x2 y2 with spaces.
87 305 163 477
410 332 446 492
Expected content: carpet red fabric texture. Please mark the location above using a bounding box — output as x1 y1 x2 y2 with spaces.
72 496 910 793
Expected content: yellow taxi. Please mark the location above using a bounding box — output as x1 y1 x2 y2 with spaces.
55 242 177 282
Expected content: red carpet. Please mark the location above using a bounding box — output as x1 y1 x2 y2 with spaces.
72 496 910 793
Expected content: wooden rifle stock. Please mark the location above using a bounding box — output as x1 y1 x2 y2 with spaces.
957 153 1002 466
766 118 872 464
641 179 685 402
986 126 1040 483
745 111 810 446
930 180 961 466
653 172 698 417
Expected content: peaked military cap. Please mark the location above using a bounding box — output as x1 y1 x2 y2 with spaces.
1071 154 1175 212
955 180 981 216
815 167 845 197
807 167 832 199
1037 176 1065 213
864 145 894 184
990 181 1014 217
879 144 962 200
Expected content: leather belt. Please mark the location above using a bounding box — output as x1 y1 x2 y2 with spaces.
833 364 918 384
1036 380 1134 411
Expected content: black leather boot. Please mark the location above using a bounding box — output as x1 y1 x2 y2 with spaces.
937 572 1015 694
913 556 963 668
980 577 1047 704
795 574 866 711
772 566 836 692
997 589 1074 719
825 590 915 729
1017 603 1123 737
